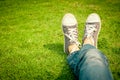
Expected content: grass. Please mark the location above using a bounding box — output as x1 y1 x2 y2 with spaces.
0 0 120 80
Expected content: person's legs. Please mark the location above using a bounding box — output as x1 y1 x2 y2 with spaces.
62 13 113 80
67 44 113 80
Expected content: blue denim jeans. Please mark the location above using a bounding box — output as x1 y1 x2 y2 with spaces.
67 44 113 80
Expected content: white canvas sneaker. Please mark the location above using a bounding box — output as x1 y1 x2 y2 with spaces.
62 13 81 54
83 13 101 47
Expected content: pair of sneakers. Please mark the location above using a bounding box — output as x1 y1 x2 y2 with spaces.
62 13 101 54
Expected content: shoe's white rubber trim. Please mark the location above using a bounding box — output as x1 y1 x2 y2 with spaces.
62 13 77 26
86 13 101 23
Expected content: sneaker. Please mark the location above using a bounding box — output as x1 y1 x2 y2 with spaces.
82 13 101 47
62 13 80 54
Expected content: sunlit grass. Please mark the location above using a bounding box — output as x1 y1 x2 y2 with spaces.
0 0 120 80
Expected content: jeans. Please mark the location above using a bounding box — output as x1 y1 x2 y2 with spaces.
67 44 113 80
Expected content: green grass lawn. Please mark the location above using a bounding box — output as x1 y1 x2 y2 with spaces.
0 0 120 80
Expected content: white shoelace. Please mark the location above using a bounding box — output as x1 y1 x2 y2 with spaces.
84 24 97 45
64 28 80 47
85 24 97 37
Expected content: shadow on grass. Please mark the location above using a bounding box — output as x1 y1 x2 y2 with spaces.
43 43 76 80
43 43 65 55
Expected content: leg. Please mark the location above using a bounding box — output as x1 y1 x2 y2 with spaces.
67 44 113 80
62 13 113 80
